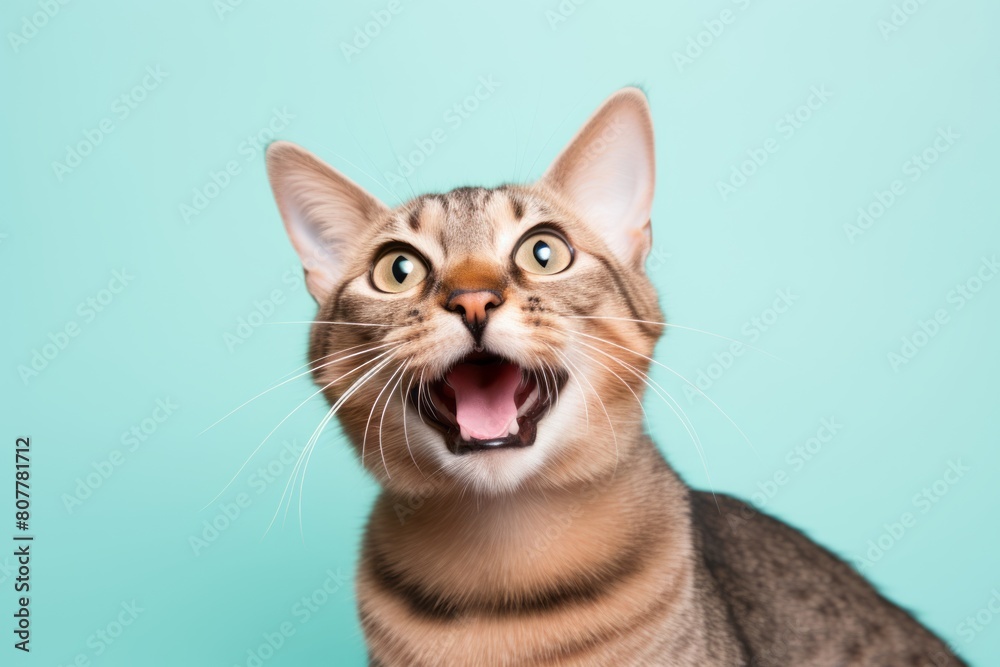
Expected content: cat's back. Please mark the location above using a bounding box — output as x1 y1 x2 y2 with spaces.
687 491 965 667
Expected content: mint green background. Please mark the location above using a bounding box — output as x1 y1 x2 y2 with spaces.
4 0 999 665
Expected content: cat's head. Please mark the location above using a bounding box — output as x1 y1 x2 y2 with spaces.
265 88 663 496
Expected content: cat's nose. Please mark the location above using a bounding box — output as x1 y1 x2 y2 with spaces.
446 289 504 343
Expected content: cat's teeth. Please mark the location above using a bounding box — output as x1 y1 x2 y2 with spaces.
517 386 540 417
507 419 520 436
429 391 456 421
460 425 471 441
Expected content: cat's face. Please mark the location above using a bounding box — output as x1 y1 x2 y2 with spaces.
266 88 662 496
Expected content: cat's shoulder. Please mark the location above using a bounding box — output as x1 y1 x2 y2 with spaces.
683 490 965 666
686 489 854 578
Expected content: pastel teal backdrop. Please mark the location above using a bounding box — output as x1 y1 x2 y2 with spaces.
4 0 999 665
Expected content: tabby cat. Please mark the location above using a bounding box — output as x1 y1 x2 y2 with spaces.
264 88 965 666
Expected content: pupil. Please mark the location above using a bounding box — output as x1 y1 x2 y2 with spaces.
392 256 413 283
533 241 551 267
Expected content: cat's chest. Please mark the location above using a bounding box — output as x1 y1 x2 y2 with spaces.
355 486 707 666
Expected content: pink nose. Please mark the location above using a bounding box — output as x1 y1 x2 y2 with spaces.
446 290 503 340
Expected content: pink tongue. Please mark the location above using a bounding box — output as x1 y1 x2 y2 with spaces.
446 363 521 440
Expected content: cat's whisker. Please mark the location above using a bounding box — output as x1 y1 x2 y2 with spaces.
282 356 398 543
269 320 402 328
377 361 411 481
538 364 552 405
371 96 419 201
639 375 719 511
540 361 561 411
565 335 719 505
549 346 616 471
286 410 336 538
545 344 589 431
417 368 436 432
545 359 562 406
199 340 398 436
416 368 429 429
268 343 362 385
201 345 400 511
572 347 648 423
567 335 707 452
362 362 408 475
289 355 394 539
566 329 759 459
262 352 398 540
619 362 712 491
565 315 783 362
271 341 383 383
341 126 404 205
400 374 425 478
310 137 399 203
289 353 401 537
295 351 397 540
524 96 585 180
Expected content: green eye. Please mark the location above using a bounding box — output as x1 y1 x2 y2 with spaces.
514 231 573 275
372 249 428 293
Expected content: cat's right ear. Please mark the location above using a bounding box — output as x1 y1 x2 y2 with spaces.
540 87 656 269
265 141 389 303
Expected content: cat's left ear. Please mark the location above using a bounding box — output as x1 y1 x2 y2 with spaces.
540 87 655 268
266 141 389 302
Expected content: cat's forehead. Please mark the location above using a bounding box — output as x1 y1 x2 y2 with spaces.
385 185 549 256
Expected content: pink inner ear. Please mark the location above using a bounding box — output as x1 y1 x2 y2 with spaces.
541 88 655 266
446 363 522 440
266 140 389 302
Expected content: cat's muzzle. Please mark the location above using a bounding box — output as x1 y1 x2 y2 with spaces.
410 352 567 455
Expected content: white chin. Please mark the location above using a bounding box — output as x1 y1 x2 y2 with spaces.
425 388 582 495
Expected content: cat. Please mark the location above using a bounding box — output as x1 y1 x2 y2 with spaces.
264 88 966 666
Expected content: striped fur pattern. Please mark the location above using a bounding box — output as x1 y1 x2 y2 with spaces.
264 89 965 666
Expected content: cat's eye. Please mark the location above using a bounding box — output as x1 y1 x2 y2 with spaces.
513 231 573 275
371 249 429 293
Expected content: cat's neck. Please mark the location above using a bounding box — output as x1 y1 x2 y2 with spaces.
357 439 717 665
363 438 693 605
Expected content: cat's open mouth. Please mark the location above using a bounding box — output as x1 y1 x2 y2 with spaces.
411 352 567 455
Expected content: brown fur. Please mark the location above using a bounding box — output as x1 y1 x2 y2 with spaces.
265 89 965 666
